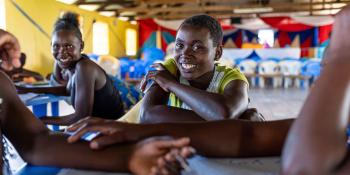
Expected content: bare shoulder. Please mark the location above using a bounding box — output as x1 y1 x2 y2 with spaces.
75 58 105 83
76 58 101 73
223 80 248 93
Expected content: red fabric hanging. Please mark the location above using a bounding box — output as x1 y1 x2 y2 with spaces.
222 25 235 31
318 24 333 44
278 31 292 47
261 16 313 32
138 19 158 49
138 19 177 49
300 48 309 57
235 30 243 48
301 36 312 48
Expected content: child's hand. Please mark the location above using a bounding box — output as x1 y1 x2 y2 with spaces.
66 117 149 149
152 146 196 175
140 63 177 92
129 137 191 175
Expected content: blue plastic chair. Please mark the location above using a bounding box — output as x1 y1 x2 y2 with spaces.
119 58 134 79
109 75 143 109
250 56 261 62
234 58 246 66
132 60 147 79
300 60 322 88
265 57 281 62
142 47 165 63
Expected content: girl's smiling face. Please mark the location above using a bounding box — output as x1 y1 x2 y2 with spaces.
174 24 221 81
51 30 83 70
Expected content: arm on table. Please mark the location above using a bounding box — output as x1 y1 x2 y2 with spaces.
1 71 191 174
140 85 206 123
141 63 249 121
68 116 293 157
168 79 249 120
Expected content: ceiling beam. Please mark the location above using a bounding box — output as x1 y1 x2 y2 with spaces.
74 0 348 19
76 0 134 5
112 1 349 13
96 3 110 11
136 6 344 19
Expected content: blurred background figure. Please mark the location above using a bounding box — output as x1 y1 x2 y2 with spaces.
1 53 44 83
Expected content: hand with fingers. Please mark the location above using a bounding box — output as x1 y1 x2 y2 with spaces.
0 29 21 71
152 145 196 175
140 63 178 93
66 117 150 149
128 136 192 175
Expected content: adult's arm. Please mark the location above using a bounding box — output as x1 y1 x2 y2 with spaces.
68 116 293 157
0 71 131 171
282 6 350 175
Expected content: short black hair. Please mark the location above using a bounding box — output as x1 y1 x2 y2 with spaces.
53 12 82 42
179 14 223 46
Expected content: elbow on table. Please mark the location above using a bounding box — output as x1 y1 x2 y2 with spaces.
215 106 232 120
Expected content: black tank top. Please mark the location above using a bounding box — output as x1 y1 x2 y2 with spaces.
71 67 125 120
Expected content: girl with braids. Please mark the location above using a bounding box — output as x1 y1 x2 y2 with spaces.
17 12 125 126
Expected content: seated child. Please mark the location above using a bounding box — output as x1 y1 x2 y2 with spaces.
16 12 125 126
119 15 266 124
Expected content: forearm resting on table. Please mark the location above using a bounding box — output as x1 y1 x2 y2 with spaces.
169 81 248 120
144 119 293 157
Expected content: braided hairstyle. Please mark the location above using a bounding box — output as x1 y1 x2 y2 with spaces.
53 12 82 43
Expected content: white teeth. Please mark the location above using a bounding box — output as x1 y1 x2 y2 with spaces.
59 58 69 63
182 63 196 69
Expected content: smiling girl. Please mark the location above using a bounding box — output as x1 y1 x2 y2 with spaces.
17 12 125 125
139 15 250 123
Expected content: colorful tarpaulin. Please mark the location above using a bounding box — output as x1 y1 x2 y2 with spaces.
138 16 334 50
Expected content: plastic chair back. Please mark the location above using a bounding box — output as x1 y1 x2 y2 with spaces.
120 58 134 79
301 60 321 77
258 60 280 75
97 55 121 78
238 59 258 74
279 60 302 76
